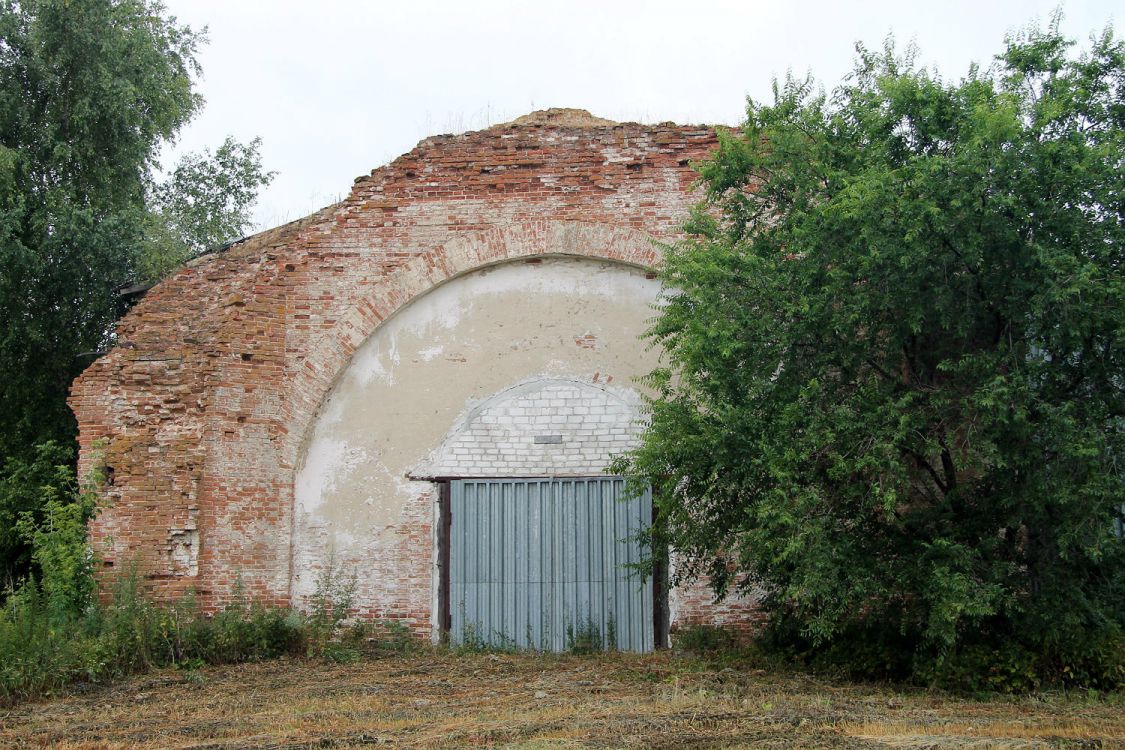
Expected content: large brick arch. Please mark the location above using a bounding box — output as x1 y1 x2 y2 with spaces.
278 220 662 472
287 249 668 634
270 222 663 622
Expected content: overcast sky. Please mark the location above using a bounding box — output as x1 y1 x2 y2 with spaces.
159 0 1121 232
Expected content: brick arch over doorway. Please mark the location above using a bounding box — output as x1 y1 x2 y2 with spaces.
291 254 664 636
283 219 661 472
69 110 761 639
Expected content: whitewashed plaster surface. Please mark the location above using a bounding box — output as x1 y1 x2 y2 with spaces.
292 257 664 616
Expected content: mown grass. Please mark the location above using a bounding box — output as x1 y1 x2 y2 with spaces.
2 649 1122 749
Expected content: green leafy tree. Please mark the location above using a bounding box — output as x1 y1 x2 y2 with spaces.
0 0 273 587
0 0 203 457
139 136 275 283
0 442 72 588
620 20 1125 688
14 456 96 623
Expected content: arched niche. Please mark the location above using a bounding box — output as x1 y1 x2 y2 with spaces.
291 256 664 634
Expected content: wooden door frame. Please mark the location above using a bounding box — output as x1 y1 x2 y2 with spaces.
437 480 452 638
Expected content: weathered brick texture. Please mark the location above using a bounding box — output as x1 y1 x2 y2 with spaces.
70 109 757 638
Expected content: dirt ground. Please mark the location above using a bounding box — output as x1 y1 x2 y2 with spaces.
1 651 1122 749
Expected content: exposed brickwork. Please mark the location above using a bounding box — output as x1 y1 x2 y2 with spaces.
69 110 754 639
669 575 767 644
422 380 640 477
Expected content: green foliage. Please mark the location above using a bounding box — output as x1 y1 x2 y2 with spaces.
563 615 618 654
320 641 361 664
672 624 736 655
0 0 274 586
344 618 417 655
453 621 520 654
371 619 417 653
304 559 357 658
0 573 310 704
916 641 1043 695
0 581 98 701
618 17 1125 691
0 0 203 460
139 136 275 282
0 441 73 587
190 597 304 665
92 565 186 676
565 616 605 655
15 459 97 622
0 471 359 704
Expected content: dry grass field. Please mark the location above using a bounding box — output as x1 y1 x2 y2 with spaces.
1 650 1122 749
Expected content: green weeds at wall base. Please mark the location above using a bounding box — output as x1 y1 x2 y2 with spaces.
0 565 387 705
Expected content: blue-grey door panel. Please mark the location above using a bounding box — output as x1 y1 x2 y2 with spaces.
449 477 653 652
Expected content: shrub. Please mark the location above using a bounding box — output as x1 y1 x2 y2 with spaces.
344 618 417 655
617 18 1125 691
0 442 76 592
564 615 620 655
0 582 96 702
94 573 209 671
0 463 355 704
304 560 357 658
178 599 294 666
672 624 736 655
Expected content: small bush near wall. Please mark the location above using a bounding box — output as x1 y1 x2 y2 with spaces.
0 566 385 704
0 464 364 705
672 624 737 655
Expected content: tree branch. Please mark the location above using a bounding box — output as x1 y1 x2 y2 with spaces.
904 447 949 494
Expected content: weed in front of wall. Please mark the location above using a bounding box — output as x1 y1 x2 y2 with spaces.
565 614 618 655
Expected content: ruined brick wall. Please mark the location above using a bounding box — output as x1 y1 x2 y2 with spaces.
669 577 767 645
69 109 757 638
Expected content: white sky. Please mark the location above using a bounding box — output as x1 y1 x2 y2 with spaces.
159 0 1121 233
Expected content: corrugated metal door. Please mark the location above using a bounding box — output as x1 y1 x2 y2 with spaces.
449 477 653 652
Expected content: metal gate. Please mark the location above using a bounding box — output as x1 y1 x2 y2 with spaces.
448 477 653 652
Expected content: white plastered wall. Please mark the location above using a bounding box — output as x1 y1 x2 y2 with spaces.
292 257 664 632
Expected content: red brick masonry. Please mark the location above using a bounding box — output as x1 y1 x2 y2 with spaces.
70 109 761 639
